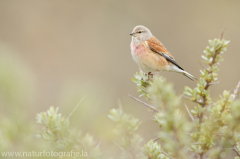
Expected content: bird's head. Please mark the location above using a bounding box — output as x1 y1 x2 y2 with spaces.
130 25 152 43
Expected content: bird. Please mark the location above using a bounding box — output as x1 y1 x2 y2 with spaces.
130 25 196 80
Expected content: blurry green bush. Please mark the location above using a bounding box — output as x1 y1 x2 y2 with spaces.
0 34 240 159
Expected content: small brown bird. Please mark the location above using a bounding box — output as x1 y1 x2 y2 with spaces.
130 25 196 80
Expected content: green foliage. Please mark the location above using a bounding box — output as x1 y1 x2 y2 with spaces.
1 36 239 159
148 76 179 109
182 38 235 157
108 108 145 159
131 71 151 99
37 107 101 159
184 38 230 107
144 140 169 159
149 77 192 158
108 108 141 135
128 36 240 159
36 107 70 148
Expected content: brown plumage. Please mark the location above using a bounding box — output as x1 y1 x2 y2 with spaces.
147 36 174 59
130 25 196 80
147 36 184 70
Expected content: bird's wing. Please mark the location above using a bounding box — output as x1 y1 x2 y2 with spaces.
147 36 184 70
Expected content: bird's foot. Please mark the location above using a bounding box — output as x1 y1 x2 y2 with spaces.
147 72 154 79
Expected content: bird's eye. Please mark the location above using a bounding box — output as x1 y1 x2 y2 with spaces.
138 31 142 33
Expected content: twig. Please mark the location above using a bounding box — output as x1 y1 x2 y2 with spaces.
208 102 217 107
220 93 230 115
138 86 148 92
199 30 225 123
220 27 225 40
178 94 184 100
208 81 221 85
127 94 159 113
233 145 240 156
118 99 123 112
113 140 124 151
196 29 226 159
182 96 203 105
96 140 102 148
232 81 240 100
185 103 194 121
153 136 161 142
189 152 198 159
161 150 174 159
199 63 210 73
67 95 86 118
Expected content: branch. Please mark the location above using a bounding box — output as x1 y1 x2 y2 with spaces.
233 145 240 157
185 103 194 121
182 96 203 105
67 95 86 118
96 140 102 148
127 94 159 113
153 136 161 142
232 81 240 100
220 27 225 40
220 93 230 115
208 81 221 85
161 150 174 159
117 99 124 112
199 30 225 123
208 102 217 107
113 140 124 151
178 93 184 100
199 63 210 73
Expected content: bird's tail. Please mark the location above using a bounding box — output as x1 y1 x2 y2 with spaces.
182 71 197 81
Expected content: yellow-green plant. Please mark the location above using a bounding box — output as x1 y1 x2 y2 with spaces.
35 33 240 159
37 107 101 159
128 33 240 159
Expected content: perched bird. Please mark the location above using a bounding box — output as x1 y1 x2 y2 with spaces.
130 25 196 80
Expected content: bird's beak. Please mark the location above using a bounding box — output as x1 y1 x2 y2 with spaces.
130 32 136 36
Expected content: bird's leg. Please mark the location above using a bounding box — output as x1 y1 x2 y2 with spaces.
148 72 154 79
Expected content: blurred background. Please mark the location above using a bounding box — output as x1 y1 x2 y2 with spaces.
0 0 240 158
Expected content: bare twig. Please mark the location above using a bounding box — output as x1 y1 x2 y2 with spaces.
113 140 124 151
96 141 102 148
208 102 217 107
153 136 161 142
178 94 184 100
67 95 86 118
138 86 148 92
185 103 194 121
182 96 203 105
127 94 159 113
208 81 221 85
232 81 240 100
233 145 240 156
220 27 225 40
161 150 174 159
199 63 210 73
117 99 123 112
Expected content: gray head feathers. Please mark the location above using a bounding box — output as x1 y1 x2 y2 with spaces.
130 25 153 43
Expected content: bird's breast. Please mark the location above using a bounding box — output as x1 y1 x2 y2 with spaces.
130 41 169 73
130 42 148 56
